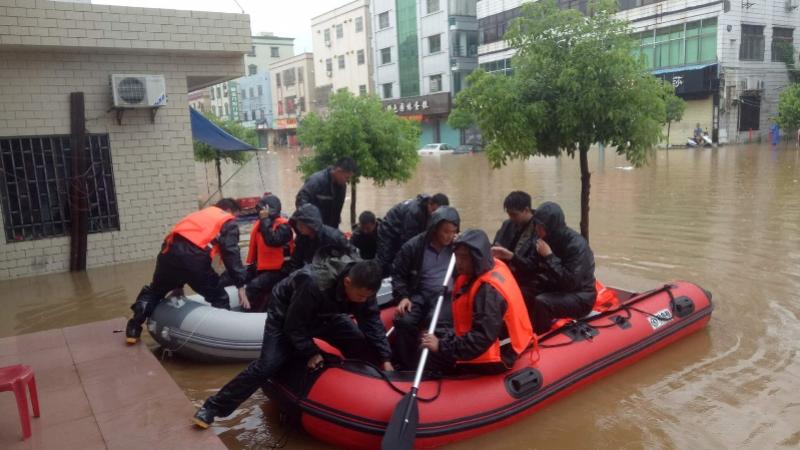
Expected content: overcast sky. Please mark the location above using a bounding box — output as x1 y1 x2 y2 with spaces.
95 0 342 54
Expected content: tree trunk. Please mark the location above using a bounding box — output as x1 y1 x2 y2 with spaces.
215 152 223 198
579 143 591 243
350 180 357 229
666 121 671 149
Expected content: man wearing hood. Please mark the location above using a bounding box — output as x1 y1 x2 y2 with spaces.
528 202 597 335
350 210 379 260
244 194 294 311
376 193 449 277
491 191 539 301
193 254 393 428
420 229 534 374
295 157 356 229
390 206 460 369
282 203 350 275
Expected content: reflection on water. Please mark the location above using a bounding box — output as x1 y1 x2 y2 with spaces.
4 144 800 449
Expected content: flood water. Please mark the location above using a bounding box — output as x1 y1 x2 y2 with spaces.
2 144 800 449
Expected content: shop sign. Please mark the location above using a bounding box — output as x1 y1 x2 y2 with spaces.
382 92 451 116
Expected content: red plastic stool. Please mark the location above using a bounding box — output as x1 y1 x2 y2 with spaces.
0 364 40 440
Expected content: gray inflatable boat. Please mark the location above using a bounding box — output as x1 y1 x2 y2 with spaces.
147 279 393 363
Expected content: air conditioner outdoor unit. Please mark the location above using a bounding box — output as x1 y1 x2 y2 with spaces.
738 79 748 91
111 74 167 108
326 70 333 78
756 79 765 90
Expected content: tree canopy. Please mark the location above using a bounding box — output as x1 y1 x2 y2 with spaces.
777 83 800 137
297 90 420 226
449 0 673 239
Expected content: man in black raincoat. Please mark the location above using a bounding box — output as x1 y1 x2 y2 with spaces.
490 191 538 301
282 203 350 275
295 157 357 229
375 193 449 276
420 229 534 375
193 253 394 428
527 202 596 335
390 206 460 369
350 210 379 260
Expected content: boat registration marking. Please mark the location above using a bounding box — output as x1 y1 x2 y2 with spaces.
648 309 673 330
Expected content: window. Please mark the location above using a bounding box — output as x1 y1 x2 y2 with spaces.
243 112 249 121
359 84 367 96
0 134 120 242
271 46 280 58
338 55 345 69
251 110 256 121
336 24 343 39
276 73 281 87
248 64 257 75
378 12 389 29
357 49 365 65
224 103 229 116
249 87 254 98
298 97 305 113
478 7 522 45
285 96 297 115
326 58 333 73
380 47 392 64
355 16 363 32
430 74 442 92
382 82 393 98
247 45 256 57
240 89 246 99
260 109 265 119
426 0 440 14
277 99 284 115
282 68 296 86
298 68 304 83
428 34 441 54
772 27 794 62
633 18 716 69
216 87 221 98
210 88 215 100
223 84 228 97
324 29 331 43
740 24 765 61
257 85 263 97
739 94 760 131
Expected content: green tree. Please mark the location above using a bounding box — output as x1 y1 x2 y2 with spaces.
663 86 687 148
773 41 800 84
777 83 800 142
297 91 420 227
449 0 667 241
192 112 256 196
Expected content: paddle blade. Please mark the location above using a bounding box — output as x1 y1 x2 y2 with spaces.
381 392 419 450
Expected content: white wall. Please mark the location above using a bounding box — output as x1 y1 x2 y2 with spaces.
312 0 373 95
372 0 400 97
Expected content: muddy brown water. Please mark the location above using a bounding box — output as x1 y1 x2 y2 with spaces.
2 144 799 449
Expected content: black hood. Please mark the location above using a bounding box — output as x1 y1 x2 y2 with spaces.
259 194 282 218
454 229 494 276
533 202 567 241
426 206 460 234
290 203 323 233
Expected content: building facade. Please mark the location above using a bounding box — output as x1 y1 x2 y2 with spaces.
270 53 316 146
371 0 480 147
312 0 374 112
476 0 800 144
188 89 211 114
0 1 249 280
237 72 274 147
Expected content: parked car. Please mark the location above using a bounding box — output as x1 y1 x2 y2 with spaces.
417 143 455 155
454 144 483 154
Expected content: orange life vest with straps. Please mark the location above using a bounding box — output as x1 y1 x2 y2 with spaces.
246 216 295 271
162 206 235 259
452 258 535 365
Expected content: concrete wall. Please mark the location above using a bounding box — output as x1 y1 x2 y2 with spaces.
372 0 400 98
312 0 373 95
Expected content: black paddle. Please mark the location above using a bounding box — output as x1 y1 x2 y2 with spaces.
381 254 456 450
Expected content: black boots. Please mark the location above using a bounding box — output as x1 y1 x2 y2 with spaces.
192 406 217 429
125 319 142 345
125 290 153 345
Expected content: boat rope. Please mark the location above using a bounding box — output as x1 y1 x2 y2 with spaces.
159 303 215 358
341 359 444 402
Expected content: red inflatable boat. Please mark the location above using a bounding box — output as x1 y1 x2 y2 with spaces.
264 281 713 449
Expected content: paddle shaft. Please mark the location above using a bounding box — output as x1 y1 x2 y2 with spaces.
411 254 456 389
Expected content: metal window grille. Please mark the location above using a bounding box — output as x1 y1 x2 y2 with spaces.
0 134 120 243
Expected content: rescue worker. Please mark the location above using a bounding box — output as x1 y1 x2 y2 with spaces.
125 198 250 344
244 194 294 312
490 191 539 302
390 206 460 369
350 210 379 260
193 254 393 428
375 193 449 277
420 229 534 375
528 202 596 335
295 157 357 229
282 203 350 275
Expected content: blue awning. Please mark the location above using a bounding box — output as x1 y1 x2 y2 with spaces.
650 63 716 76
189 107 256 152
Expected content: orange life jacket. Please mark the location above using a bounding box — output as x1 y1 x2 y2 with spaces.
163 206 235 259
549 280 621 331
246 216 294 271
452 258 535 365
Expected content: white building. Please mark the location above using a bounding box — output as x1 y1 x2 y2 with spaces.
476 0 800 144
270 53 317 146
371 0 480 147
312 0 374 109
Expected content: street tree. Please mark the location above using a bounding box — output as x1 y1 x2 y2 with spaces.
664 86 687 148
193 113 256 196
777 83 800 143
450 0 670 241
298 90 420 227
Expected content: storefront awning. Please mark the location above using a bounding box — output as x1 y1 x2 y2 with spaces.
652 63 718 96
189 107 256 152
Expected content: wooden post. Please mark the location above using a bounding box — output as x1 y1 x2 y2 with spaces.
69 92 88 271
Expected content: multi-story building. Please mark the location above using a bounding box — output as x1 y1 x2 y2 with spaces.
270 53 317 146
312 0 374 112
188 89 211 114
371 0 480 147
476 0 800 144
238 73 274 147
